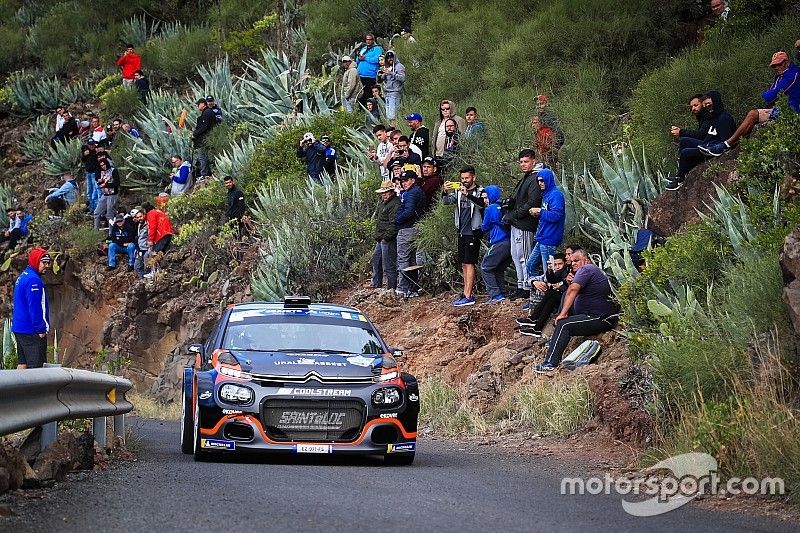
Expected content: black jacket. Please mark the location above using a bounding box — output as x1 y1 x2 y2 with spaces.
680 109 711 141
702 90 737 144
109 218 137 247
54 118 79 143
375 195 400 241
135 76 150 102
193 107 217 147
226 186 246 221
410 126 430 158
82 147 100 173
505 170 542 232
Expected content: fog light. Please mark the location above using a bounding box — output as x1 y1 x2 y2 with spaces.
372 387 402 408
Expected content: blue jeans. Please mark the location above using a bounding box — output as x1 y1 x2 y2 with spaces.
108 242 136 267
677 136 704 178
371 240 398 289
526 242 558 278
385 93 400 120
85 172 99 211
481 240 512 298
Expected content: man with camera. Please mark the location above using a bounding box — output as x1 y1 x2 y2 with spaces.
503 149 542 300
390 135 421 166
296 132 328 183
116 44 141 87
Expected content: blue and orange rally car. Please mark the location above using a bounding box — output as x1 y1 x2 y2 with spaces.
180 297 419 465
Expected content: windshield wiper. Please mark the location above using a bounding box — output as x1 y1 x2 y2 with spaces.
278 349 358 354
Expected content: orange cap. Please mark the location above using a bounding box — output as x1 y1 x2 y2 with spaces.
769 51 789 66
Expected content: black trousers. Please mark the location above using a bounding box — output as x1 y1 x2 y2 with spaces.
529 288 563 330
359 76 376 106
0 228 26 248
47 197 69 214
545 314 618 366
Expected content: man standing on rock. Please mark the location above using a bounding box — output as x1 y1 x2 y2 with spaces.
11 248 51 369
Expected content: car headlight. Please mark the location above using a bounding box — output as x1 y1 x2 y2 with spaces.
372 387 402 408
219 383 254 405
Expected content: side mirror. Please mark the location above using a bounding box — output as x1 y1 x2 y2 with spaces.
188 344 203 355
391 348 404 359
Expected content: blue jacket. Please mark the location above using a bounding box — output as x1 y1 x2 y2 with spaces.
763 63 800 113
16 213 33 235
297 141 327 180
12 266 50 335
394 184 426 229
356 44 383 78
481 185 509 245
45 180 78 205
535 168 565 246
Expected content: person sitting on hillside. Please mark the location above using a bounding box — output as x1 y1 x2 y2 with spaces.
464 107 486 141
297 132 327 183
121 123 142 140
433 100 466 159
709 0 730 22
534 249 619 373
365 98 381 128
0 207 33 251
371 180 401 291
167 154 193 196
142 201 175 279
45 173 78 215
665 94 709 190
518 252 571 337
51 109 79 147
117 44 142 86
107 214 137 272
134 70 150 103
700 51 800 157
480 185 512 303
407 113 430 158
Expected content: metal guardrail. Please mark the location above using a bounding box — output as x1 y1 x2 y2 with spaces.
0 368 133 446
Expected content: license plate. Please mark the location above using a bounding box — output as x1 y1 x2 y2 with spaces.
295 444 332 454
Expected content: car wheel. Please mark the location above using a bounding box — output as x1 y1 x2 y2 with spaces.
384 453 415 466
180 374 194 454
193 394 217 462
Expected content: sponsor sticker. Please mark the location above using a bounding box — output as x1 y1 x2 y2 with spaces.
199 390 212 400
408 393 419 402
277 387 352 397
294 444 333 454
348 355 377 368
387 442 416 453
274 358 347 367
222 409 243 415
278 411 347 430
379 413 398 418
200 438 236 450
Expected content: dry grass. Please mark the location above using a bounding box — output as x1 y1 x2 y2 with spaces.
129 392 181 420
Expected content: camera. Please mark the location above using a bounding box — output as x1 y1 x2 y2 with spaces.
500 197 516 211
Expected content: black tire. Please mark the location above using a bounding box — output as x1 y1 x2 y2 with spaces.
180 376 194 454
192 396 218 462
384 453 415 466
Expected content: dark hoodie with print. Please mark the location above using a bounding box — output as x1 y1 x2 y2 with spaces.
701 90 736 144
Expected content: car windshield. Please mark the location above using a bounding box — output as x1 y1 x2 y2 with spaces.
222 321 385 354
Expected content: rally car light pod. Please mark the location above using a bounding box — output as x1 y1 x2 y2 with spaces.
219 365 252 380
219 383 255 405
375 370 398 383
371 387 402 408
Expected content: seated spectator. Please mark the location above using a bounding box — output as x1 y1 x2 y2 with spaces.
321 135 338 176
439 118 461 172
665 94 709 190
365 98 381 128
464 107 486 141
371 85 383 101
0 207 33 250
167 155 193 196
121 123 142 140
517 253 570 336
420 156 443 209
480 185 512 302
534 249 618 373
709 0 730 22
701 51 800 157
142 201 175 279
45 173 79 215
371 180 400 290
51 109 79 147
107 214 137 271
400 27 416 44
134 70 150 103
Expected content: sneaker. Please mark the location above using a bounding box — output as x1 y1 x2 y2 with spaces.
406 290 419 298
534 362 556 374
394 289 406 296
127 264 134 272
106 265 116 271
453 295 476 307
519 326 542 337
698 141 730 157
144 272 155 279
516 317 535 326
664 176 684 191
487 294 505 303
521 301 531 311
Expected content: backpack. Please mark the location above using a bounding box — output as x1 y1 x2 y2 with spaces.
561 340 601 370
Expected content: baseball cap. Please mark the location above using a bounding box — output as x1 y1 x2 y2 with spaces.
405 112 422 122
87 139 97 145
422 156 437 166
114 214 125 223
769 51 789 66
375 180 394 193
400 170 417 181
205 95 215 102
130 207 142 216
302 132 314 142
320 135 330 142
341 55 353 62
386 50 395 57
389 158 404 168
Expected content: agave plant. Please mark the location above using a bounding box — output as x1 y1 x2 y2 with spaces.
158 21 187 39
0 184 13 226
120 14 160 48
43 138 83 176
8 70 62 115
60 79 93 104
20 115 51 162
2 318 16 370
215 135 262 182
141 89 186 124
122 109 192 185
189 57 245 123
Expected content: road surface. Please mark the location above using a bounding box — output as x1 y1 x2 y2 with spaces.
3 418 796 532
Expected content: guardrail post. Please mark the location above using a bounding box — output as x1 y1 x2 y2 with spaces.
113 414 125 444
41 362 61 449
92 416 107 448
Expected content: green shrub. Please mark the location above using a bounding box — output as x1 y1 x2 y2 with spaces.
141 26 216 82
63 225 103 255
94 73 122 98
221 13 278 58
100 85 142 122
166 180 226 227
0 21 26 74
737 103 800 195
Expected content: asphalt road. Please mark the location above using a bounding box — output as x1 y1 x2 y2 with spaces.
3 418 796 532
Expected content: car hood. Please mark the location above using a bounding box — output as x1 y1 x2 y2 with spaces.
229 350 384 378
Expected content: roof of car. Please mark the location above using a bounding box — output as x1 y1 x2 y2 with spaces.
230 301 362 313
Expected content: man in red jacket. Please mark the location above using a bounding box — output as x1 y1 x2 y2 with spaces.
142 201 174 254
117 44 142 86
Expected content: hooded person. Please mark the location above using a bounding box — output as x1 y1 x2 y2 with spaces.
480 185 512 302
377 50 406 124
11 248 51 368
365 98 381 128
526 168 565 278
433 100 467 157
340 55 362 113
700 90 737 146
666 94 717 190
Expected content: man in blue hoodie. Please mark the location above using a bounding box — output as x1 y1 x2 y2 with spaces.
297 132 328 183
480 185 512 302
355 34 383 106
526 168 565 279
394 170 427 297
12 247 51 368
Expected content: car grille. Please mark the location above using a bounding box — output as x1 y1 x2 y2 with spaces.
261 399 366 442
250 371 375 386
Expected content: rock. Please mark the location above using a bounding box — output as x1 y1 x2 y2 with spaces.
77 432 95 471
0 468 9 495
0 442 28 493
781 226 800 341
32 431 80 482
18 426 42 463
648 148 739 236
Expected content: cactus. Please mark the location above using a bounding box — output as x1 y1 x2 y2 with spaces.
43 138 83 177
20 115 51 162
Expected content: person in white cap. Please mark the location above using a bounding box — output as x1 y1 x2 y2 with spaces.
340 55 362 113
297 132 327 183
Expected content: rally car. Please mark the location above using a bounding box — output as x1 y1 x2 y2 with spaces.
180 297 419 465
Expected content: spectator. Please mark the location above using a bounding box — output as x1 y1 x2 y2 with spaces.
535 249 618 373
142 200 175 259
94 159 120 233
321 135 338 176
192 98 217 179
420 156 443 209
394 135 421 165
340 55 362 113
668 90 735 173
400 27 416 44
701 52 800 157
377 50 405 127
534 94 565 150
795 39 800 63
439 118 461 172
365 98 381 128
394 169 427 297
531 115 559 168
223 176 249 236
406 113 430 158
433 100 466 158
665 94 709 190
355 34 383 105
116 44 142 86
296 132 327 183
0 207 33 250
206 95 224 124
90 117 108 146
166 154 192 196
442 166 485 306
371 85 383 101
371 180 401 290
54 106 66 132
369 124 394 180
121 123 142 140
518 253 570 337
11 248 51 369
480 185 512 303
526 168 565 278
464 107 486 141
130 207 150 278
504 149 542 300
45 173 78 214
107 214 137 271
134 70 150 103
82 140 101 212
105 118 122 146
51 109 79 146
709 0 730 21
